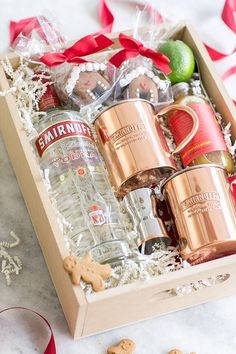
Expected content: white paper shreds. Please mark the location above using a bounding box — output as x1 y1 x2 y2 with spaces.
0 231 22 285
81 245 184 294
0 57 51 136
222 122 236 159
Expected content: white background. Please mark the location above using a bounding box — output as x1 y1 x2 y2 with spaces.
0 0 236 353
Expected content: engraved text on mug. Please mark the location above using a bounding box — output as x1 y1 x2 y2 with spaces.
109 123 147 150
181 191 222 217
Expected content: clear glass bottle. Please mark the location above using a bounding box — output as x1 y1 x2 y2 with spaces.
169 82 234 173
34 80 138 265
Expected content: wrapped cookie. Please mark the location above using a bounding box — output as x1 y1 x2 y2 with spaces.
110 34 173 109
115 56 173 108
40 34 116 111
65 61 115 109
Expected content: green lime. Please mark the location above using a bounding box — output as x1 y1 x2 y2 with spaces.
158 40 195 84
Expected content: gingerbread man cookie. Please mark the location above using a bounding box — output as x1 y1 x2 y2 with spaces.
168 350 183 354
107 339 136 354
63 254 111 291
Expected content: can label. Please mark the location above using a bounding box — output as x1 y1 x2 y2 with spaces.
169 103 227 166
35 120 94 157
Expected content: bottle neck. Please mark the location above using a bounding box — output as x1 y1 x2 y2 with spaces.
172 82 190 100
39 84 61 112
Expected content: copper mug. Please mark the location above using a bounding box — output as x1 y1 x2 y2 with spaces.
162 165 236 265
94 99 199 197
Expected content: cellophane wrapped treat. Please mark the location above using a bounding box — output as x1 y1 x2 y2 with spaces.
52 56 118 113
10 13 66 62
114 56 173 109
110 5 177 109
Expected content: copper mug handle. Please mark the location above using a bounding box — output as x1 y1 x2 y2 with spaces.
156 104 199 155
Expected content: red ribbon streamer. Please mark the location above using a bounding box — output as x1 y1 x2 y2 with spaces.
222 0 236 33
204 0 236 106
204 44 235 61
222 65 236 81
40 34 114 67
0 307 56 354
109 33 171 74
97 1 163 35
98 0 114 33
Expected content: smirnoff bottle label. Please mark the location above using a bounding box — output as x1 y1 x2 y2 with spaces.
35 120 94 157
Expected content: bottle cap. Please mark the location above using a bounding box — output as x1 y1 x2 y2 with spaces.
172 82 190 99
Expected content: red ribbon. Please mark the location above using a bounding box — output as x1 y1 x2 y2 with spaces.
9 17 47 46
109 33 171 74
204 44 234 61
40 34 114 67
98 0 114 33
0 307 56 354
222 0 236 33
204 0 236 105
229 176 236 202
97 1 163 35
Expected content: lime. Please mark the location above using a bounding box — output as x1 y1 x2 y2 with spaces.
158 40 195 84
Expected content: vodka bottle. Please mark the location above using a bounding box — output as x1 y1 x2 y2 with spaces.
34 79 136 264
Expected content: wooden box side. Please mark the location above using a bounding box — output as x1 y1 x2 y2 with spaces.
83 254 236 337
0 66 88 337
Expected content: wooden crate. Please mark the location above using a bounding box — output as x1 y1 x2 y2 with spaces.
0 22 236 339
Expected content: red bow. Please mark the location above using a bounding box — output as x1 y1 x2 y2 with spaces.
40 34 114 67
109 33 171 74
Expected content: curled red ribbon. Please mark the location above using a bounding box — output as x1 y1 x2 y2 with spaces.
109 33 171 74
222 0 236 33
204 0 236 105
98 0 114 33
0 307 56 354
40 34 114 67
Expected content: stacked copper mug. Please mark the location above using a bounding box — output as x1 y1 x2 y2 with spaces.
93 98 236 262
93 99 200 255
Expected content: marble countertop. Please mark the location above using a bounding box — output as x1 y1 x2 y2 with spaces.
0 0 236 353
